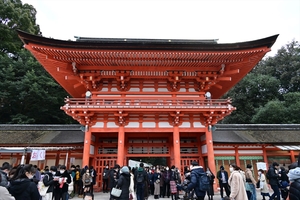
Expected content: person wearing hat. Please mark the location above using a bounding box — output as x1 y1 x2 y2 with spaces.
115 166 131 200
0 168 14 200
0 162 11 188
134 163 148 200
186 161 206 200
287 153 300 200
267 162 281 200
217 165 230 199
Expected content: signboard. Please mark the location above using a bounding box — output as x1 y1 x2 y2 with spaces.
30 150 46 161
256 162 267 170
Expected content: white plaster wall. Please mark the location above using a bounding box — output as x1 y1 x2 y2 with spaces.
158 122 173 128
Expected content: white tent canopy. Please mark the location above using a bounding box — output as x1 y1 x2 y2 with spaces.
128 159 152 169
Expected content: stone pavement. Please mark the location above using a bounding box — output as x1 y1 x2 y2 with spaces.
71 191 265 200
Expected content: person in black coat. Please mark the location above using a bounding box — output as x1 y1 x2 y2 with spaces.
206 167 215 200
102 164 110 193
267 162 281 200
53 165 71 200
43 166 57 200
279 167 289 200
186 161 206 200
288 153 300 200
9 164 40 200
115 166 131 200
89 166 97 195
216 165 230 199
109 164 120 200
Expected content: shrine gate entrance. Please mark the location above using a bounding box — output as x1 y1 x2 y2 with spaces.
93 131 206 188
17 30 278 190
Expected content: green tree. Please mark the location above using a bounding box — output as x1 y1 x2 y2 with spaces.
222 40 300 124
279 92 300 124
251 100 287 124
0 0 74 124
0 50 72 124
222 73 280 124
253 40 300 94
0 0 40 56
251 92 300 124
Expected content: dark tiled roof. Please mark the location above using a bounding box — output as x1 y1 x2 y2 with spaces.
1 124 300 145
213 124 300 144
17 30 279 50
0 125 83 144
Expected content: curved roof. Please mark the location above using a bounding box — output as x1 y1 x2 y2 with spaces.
17 30 279 98
18 30 278 51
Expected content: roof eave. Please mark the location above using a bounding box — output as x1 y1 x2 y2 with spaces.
17 29 279 51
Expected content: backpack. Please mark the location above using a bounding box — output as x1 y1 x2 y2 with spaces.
39 174 49 196
172 171 178 181
84 175 91 184
136 171 144 183
75 171 80 181
103 169 110 179
266 170 270 183
198 173 210 191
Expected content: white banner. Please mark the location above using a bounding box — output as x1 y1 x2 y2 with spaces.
30 150 46 161
256 162 267 170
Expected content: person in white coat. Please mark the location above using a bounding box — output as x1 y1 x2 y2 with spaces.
129 167 136 200
0 185 15 200
257 169 271 200
228 163 248 200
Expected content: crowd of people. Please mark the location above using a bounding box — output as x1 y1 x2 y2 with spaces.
215 157 300 200
104 162 184 200
103 158 300 200
0 162 97 200
0 156 300 200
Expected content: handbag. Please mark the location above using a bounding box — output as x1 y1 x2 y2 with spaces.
38 180 49 196
129 193 133 200
256 181 260 188
111 187 122 197
129 192 136 200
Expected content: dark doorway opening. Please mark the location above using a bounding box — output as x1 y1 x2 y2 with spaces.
129 157 167 167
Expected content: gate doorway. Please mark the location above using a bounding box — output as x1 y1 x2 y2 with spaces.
128 157 167 168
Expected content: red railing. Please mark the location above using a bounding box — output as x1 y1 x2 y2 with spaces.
62 97 234 110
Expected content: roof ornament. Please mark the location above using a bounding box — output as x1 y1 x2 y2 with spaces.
72 62 77 74
221 64 226 71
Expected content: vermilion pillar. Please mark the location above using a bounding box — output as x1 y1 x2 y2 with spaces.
82 128 91 167
117 126 125 166
235 146 240 167
290 150 295 163
262 146 268 168
173 126 181 168
205 127 217 190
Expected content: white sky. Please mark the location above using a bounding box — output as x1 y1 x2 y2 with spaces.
22 0 300 57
